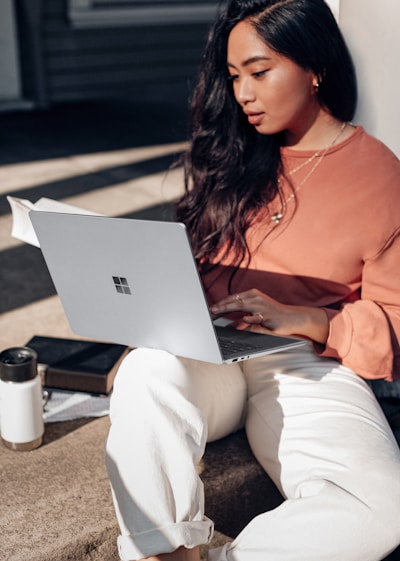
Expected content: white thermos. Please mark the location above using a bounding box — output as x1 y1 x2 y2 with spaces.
0 347 44 451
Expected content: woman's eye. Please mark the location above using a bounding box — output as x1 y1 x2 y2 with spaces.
227 74 239 82
253 69 268 78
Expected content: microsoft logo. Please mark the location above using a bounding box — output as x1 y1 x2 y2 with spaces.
113 276 131 295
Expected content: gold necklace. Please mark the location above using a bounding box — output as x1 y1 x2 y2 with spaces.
271 122 347 224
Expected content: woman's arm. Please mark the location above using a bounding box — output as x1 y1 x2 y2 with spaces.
317 232 400 381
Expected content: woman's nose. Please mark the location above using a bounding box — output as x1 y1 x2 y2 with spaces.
235 78 256 104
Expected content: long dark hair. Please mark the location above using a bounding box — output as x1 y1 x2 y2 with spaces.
177 0 357 275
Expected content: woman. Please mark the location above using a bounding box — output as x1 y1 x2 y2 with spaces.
106 1 400 560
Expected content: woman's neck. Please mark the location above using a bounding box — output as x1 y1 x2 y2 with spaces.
283 111 352 151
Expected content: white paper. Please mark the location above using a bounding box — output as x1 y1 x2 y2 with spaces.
6 196 101 248
42 390 110 423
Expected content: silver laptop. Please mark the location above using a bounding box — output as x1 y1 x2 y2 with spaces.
30 212 304 364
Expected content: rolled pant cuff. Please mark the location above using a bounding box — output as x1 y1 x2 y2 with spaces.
117 518 214 561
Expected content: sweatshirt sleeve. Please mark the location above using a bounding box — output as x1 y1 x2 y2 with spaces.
315 230 400 381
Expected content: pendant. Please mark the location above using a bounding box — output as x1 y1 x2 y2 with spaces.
271 211 283 224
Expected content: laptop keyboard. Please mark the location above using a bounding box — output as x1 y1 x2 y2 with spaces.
218 335 259 355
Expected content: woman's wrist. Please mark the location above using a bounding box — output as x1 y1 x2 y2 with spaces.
292 306 329 344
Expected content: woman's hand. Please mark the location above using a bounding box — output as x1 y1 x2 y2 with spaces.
211 289 329 344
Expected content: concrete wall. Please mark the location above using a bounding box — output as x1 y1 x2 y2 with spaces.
325 0 340 19
336 0 399 156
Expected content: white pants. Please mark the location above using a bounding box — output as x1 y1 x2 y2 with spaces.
105 345 400 561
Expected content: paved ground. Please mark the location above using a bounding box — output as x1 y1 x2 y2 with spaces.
0 99 189 350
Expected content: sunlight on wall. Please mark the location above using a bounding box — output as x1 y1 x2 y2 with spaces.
325 0 340 20
339 0 399 156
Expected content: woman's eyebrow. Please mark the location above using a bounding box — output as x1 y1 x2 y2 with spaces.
227 55 272 69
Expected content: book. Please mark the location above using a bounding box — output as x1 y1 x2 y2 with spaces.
26 336 129 395
6 196 100 248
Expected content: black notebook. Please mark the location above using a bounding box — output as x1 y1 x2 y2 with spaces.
26 336 129 395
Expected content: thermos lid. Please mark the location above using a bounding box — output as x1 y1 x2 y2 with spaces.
0 347 38 383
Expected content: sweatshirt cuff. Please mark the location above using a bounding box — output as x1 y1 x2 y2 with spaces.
313 306 394 381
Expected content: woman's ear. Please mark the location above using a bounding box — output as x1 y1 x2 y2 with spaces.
311 73 320 94
311 72 324 94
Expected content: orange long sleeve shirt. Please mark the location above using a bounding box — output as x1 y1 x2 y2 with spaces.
203 127 400 381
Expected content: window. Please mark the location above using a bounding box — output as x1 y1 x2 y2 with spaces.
68 0 224 28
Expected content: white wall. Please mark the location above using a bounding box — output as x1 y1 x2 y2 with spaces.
336 0 399 156
325 0 340 20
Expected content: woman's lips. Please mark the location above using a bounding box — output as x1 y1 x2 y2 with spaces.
246 112 264 126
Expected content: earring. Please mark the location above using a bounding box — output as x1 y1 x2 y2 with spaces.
313 81 320 92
